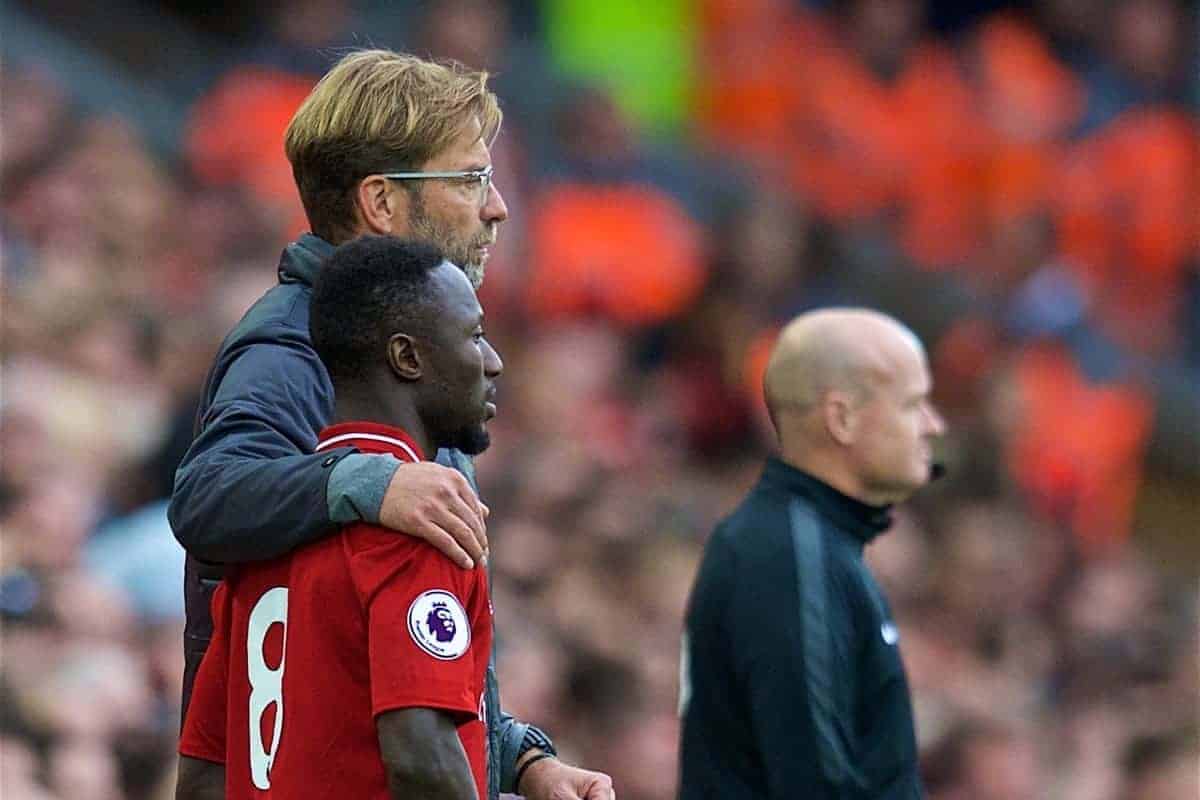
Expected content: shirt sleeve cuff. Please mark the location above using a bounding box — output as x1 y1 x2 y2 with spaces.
499 717 531 792
327 452 400 524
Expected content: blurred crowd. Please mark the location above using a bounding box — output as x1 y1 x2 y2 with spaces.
2 0 1198 798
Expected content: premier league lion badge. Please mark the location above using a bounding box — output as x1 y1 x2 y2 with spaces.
407 589 471 660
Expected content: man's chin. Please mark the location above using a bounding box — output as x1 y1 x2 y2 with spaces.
463 260 485 290
453 426 491 456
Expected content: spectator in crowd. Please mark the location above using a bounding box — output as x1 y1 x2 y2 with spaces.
784 0 987 269
1121 731 1200 800
922 717 1041 800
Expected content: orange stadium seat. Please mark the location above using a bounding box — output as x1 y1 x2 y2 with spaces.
969 14 1085 229
1055 110 1200 351
970 14 1085 144
784 37 987 269
186 66 315 233
526 182 706 327
695 0 831 169
1008 344 1152 552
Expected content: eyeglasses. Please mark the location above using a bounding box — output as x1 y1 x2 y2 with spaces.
381 165 494 208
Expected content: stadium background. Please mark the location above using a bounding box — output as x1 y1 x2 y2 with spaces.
2 0 1198 797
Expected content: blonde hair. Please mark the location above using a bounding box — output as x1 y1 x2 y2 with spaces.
284 49 502 243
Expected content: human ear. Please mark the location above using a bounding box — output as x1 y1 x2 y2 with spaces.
387 333 422 380
355 176 403 235
824 392 858 445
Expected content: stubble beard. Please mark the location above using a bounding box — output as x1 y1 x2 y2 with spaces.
407 195 489 289
451 424 491 456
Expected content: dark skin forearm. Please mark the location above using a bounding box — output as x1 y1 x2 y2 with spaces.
377 707 478 800
175 756 225 800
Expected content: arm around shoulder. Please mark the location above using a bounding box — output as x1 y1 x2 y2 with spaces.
169 337 349 562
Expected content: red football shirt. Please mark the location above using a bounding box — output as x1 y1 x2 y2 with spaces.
179 422 492 799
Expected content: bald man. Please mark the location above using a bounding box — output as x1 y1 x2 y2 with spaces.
679 309 945 800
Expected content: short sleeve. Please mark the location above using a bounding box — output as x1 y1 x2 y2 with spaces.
179 584 230 763
344 525 487 721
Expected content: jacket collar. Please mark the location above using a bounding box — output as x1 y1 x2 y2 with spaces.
278 233 335 287
762 457 893 545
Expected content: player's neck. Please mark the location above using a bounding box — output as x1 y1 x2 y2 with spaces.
332 386 433 461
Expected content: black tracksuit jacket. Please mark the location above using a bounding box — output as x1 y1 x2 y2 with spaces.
679 458 925 799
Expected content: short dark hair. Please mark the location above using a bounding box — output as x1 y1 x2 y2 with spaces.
309 236 446 386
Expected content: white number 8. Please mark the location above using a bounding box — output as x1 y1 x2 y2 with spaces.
247 587 288 789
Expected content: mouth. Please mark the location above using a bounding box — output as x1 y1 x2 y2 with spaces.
484 389 497 420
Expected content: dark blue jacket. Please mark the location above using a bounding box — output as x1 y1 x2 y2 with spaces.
170 234 544 799
680 458 925 800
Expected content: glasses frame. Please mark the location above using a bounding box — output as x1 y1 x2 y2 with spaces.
381 165 494 208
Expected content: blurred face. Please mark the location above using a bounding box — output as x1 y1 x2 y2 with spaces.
849 0 924 73
1130 748 1200 800
848 339 945 503
964 734 1041 800
418 262 503 455
1114 0 1181 84
422 0 507 69
403 116 508 288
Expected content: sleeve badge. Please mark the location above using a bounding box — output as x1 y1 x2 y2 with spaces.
407 589 472 660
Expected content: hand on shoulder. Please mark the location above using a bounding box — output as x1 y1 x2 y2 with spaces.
379 462 489 569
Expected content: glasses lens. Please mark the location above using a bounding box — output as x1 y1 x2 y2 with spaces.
477 172 491 208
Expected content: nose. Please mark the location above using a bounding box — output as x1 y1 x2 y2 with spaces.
483 338 503 379
481 180 508 225
925 403 947 437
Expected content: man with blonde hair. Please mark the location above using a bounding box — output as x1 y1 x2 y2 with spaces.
172 49 612 800
679 309 945 799
282 49 502 288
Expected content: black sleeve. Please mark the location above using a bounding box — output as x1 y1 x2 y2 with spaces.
729 520 867 799
168 334 348 563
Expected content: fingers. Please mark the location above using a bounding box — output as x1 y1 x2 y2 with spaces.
578 777 614 800
520 761 613 800
380 463 488 569
433 488 487 566
415 524 475 570
584 775 616 800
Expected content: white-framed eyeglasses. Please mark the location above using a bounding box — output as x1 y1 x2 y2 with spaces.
381 165 494 208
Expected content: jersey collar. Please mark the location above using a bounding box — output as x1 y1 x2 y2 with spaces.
316 422 425 463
